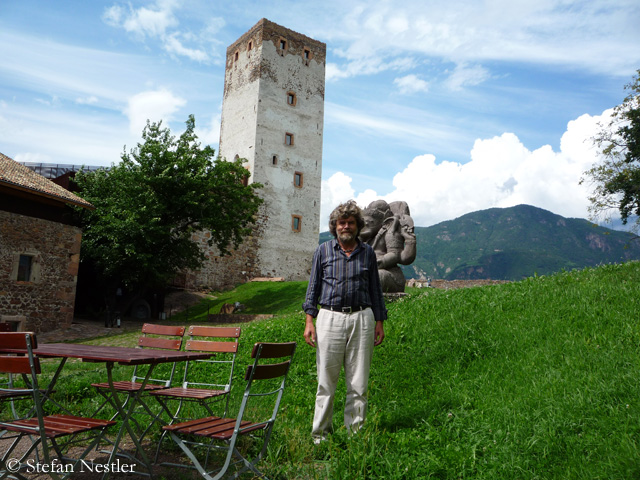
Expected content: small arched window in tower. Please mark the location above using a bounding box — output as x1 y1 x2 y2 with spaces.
248 40 253 51
302 48 312 65
278 38 288 56
285 132 294 146
287 91 297 107
272 155 278 165
234 51 239 62
294 171 303 188
292 215 302 232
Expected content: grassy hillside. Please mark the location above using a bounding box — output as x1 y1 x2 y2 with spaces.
13 262 640 479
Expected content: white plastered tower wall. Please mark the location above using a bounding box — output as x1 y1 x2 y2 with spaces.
219 19 326 281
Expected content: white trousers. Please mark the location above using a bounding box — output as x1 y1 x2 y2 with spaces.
312 307 375 440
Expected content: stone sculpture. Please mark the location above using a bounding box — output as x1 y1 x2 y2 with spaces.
360 200 417 293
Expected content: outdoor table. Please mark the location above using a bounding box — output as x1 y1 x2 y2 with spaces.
0 342 213 478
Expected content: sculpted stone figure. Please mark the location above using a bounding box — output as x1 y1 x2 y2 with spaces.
359 200 417 293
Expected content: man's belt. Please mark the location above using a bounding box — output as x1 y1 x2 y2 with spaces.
321 305 368 313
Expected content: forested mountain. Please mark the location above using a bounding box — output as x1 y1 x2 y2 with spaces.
319 204 640 280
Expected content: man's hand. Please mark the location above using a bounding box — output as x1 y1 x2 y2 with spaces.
374 321 385 346
304 314 317 347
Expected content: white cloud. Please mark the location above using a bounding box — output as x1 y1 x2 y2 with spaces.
196 111 221 149
445 63 491 91
321 108 613 229
393 74 429 95
124 89 186 135
102 1 214 63
122 3 178 39
76 96 99 105
164 33 208 62
324 0 640 83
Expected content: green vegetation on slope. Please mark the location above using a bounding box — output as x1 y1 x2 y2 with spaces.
10 262 640 479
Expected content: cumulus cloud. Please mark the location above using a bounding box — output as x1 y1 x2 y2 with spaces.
321 108 612 229
124 89 186 135
393 74 429 94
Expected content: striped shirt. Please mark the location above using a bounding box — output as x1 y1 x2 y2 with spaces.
303 238 387 321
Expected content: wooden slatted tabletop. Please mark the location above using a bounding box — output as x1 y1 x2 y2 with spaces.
0 343 213 365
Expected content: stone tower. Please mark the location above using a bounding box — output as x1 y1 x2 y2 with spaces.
218 19 326 282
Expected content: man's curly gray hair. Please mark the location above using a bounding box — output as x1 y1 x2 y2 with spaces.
328 200 365 238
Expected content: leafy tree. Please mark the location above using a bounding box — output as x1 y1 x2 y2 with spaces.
581 70 640 232
74 115 262 293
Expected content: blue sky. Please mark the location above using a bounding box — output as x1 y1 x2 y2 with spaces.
1 0 638 230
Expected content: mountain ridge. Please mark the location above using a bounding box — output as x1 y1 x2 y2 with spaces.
319 204 640 280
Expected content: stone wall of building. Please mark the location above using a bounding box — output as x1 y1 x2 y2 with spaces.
0 211 82 333
183 207 268 291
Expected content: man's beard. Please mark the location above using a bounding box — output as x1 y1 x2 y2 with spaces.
338 231 356 243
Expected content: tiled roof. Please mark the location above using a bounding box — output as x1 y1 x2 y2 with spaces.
0 152 94 209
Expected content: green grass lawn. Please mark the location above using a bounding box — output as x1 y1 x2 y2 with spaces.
7 262 640 479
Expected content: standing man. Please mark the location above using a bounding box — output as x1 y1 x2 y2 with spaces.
303 200 386 444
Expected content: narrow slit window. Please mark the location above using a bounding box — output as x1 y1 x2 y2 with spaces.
17 255 33 282
279 39 288 50
272 155 278 165
294 171 303 188
287 91 297 106
285 133 294 146
234 51 239 62
292 215 302 232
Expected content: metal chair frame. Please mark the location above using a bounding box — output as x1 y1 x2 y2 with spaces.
163 341 296 480
0 332 116 480
91 323 185 447
150 326 241 463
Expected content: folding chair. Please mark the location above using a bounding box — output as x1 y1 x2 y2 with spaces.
0 332 116 480
91 323 185 439
150 326 241 462
164 341 296 480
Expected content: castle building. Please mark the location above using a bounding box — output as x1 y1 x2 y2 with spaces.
187 19 326 290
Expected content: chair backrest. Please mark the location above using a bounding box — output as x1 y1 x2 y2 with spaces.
132 324 185 386
235 342 296 435
138 323 185 350
0 332 46 433
245 342 296 381
0 332 40 375
180 326 241 395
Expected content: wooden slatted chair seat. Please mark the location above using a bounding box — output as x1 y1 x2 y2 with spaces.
4 414 115 438
93 380 168 392
153 386 227 399
0 389 33 399
164 416 263 440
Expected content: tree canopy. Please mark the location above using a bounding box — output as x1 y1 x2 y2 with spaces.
582 70 640 231
74 115 262 291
